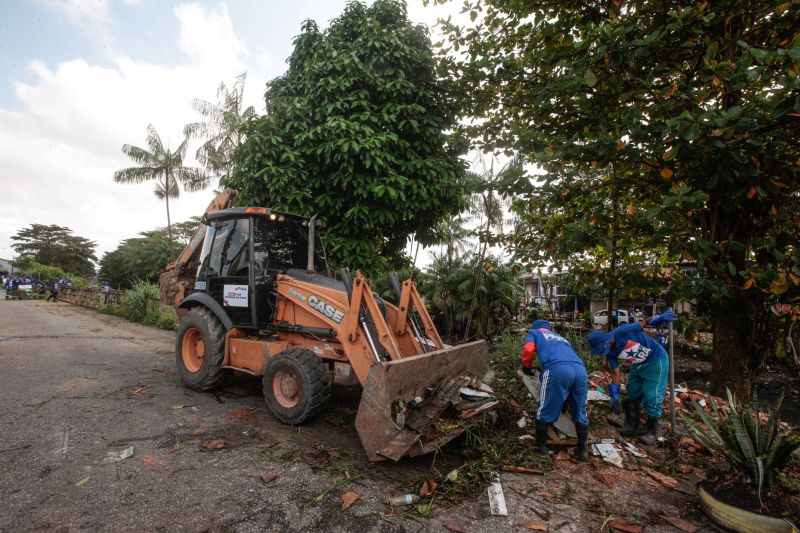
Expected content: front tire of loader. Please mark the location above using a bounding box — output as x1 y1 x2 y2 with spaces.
263 349 330 425
175 307 231 391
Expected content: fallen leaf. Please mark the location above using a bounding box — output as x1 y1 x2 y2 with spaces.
661 515 699 532
607 519 642 533
537 491 560 503
741 278 755 290
260 473 279 484
521 520 549 531
143 454 157 466
660 167 673 179
443 519 468 533
593 472 614 487
202 439 226 450
190 428 208 437
500 465 544 475
643 467 678 488
419 478 438 497
170 404 184 410
170 443 186 454
664 83 677 98
74 476 90 487
711 128 723 137
747 186 758 199
342 490 360 510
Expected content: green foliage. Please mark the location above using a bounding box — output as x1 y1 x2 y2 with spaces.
11 224 97 278
230 0 467 273
114 124 207 241
442 0 800 395
99 218 198 289
11 256 90 287
115 280 177 329
184 73 256 182
684 388 800 500
420 254 523 341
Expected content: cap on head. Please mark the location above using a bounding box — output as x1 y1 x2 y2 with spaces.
588 330 614 355
533 319 552 331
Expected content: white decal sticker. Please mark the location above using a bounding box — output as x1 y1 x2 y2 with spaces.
194 281 207 290
223 284 249 307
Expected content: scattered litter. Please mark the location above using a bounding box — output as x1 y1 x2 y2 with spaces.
520 520 549 531
170 404 184 410
591 442 624 468
459 387 492 400
517 416 529 429
661 515 699 532
341 490 360 510
586 390 610 401
500 465 544 475
606 519 642 533
131 385 152 396
592 472 614 487
487 477 508 516
202 439 226 450
105 446 133 463
443 519 469 533
260 473 279 484
460 400 499 419
386 493 419 506
419 478 438 497
671 385 689 394
74 476 90 487
519 435 534 441
621 442 646 458
697 399 707 407
190 406 198 412
444 469 458 483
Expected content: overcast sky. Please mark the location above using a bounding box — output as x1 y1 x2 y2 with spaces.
0 0 463 269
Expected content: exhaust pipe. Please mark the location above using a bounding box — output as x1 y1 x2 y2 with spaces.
307 214 318 275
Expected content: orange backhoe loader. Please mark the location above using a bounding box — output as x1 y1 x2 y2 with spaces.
159 190 495 461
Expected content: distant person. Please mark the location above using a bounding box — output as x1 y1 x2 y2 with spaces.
47 280 59 302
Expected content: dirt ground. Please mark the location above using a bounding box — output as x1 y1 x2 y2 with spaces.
0 298 722 532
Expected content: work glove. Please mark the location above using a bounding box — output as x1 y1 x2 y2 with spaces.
607 383 622 414
649 308 677 327
521 365 534 376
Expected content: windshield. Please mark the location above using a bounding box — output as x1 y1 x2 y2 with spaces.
253 217 326 273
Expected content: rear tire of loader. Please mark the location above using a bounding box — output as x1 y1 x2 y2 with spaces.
175 307 231 391
263 349 330 425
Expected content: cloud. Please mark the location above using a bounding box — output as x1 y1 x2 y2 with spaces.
0 3 265 264
36 0 117 55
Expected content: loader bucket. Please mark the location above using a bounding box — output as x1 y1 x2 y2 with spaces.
354 340 495 462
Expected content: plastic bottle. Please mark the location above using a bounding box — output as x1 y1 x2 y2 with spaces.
387 494 420 506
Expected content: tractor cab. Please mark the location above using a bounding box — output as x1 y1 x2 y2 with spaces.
190 207 329 330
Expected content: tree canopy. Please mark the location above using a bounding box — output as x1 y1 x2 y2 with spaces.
229 0 467 273
99 219 198 289
11 224 97 278
442 0 800 396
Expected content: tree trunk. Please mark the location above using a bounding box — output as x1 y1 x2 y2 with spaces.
710 298 757 399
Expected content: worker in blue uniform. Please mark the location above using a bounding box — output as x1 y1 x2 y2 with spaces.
521 319 589 461
587 309 677 444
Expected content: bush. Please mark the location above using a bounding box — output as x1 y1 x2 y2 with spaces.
684 388 800 501
120 281 160 322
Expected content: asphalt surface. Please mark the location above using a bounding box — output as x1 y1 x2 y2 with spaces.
0 298 715 532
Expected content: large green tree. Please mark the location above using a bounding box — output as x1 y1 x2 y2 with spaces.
11 224 97 278
114 124 207 243
184 74 257 183
443 1 800 396
99 219 198 289
229 0 467 273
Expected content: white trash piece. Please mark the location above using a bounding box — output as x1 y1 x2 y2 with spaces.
591 442 624 468
487 477 508 516
587 390 611 401
621 441 646 458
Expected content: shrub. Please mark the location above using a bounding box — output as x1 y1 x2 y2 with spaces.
684 388 800 501
120 281 160 322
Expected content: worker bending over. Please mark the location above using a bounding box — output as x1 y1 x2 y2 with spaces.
587 309 677 444
521 319 589 461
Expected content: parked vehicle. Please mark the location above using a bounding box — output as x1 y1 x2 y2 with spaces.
592 309 631 326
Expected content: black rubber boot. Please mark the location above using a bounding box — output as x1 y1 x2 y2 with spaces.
640 417 658 445
575 423 589 462
618 400 640 436
535 420 550 454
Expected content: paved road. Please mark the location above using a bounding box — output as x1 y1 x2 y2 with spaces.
0 299 421 532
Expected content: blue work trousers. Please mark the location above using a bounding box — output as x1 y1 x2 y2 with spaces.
537 363 589 425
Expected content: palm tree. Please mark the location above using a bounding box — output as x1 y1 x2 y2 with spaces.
114 124 207 243
184 73 257 183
